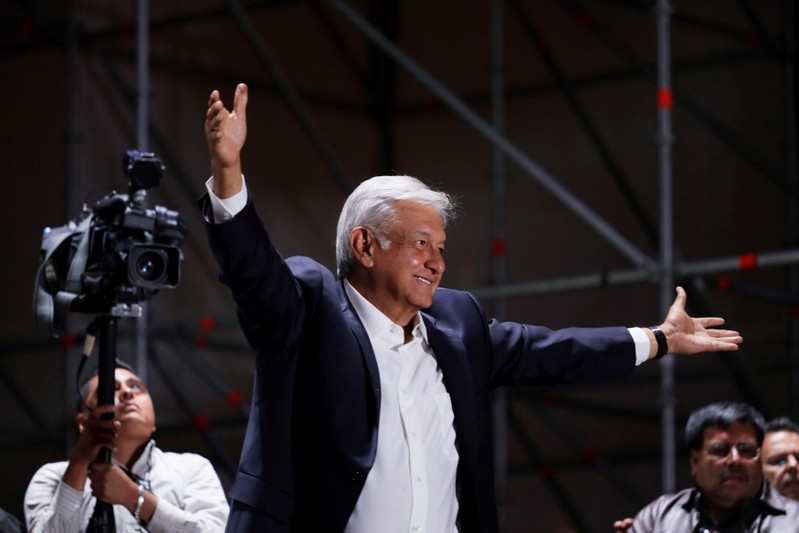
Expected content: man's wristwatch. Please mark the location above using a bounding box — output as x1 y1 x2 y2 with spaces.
649 326 668 359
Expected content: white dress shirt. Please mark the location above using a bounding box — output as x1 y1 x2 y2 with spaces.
343 281 459 533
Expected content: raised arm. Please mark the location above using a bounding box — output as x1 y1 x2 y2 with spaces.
205 83 248 199
646 286 743 360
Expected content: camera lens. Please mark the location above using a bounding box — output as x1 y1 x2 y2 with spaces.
130 248 168 287
128 244 180 289
135 251 166 281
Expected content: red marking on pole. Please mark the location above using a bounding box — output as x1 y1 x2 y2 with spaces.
199 315 217 332
60 332 76 349
738 253 757 270
490 237 507 258
542 392 557 406
194 334 208 348
193 414 210 430
716 275 731 292
227 390 245 408
581 444 598 462
657 88 673 109
788 305 799 319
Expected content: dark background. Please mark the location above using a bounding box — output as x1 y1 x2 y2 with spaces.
1 1 796 531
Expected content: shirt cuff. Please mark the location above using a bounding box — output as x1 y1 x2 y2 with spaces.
627 327 651 366
205 175 248 222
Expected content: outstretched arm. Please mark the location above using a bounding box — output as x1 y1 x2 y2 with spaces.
205 83 248 199
646 286 742 360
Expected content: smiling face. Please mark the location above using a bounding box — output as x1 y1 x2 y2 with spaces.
690 422 762 513
762 430 799 500
348 200 446 326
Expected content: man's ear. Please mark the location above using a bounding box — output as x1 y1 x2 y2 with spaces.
76 412 87 433
689 449 699 477
349 227 376 268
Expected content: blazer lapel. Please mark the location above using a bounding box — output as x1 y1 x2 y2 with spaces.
422 313 478 466
338 279 382 412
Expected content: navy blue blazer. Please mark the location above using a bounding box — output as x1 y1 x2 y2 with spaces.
203 197 637 533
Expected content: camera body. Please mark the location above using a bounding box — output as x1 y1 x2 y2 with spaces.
35 151 187 330
79 190 186 313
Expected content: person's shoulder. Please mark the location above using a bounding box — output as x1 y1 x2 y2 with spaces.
779 495 799 518
425 288 485 327
631 488 694 530
157 449 213 467
286 256 336 286
430 286 478 305
30 460 69 480
762 482 799 518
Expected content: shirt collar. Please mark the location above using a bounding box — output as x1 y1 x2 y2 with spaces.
343 279 428 342
129 439 156 480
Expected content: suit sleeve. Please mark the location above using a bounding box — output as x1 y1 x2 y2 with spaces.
487 319 637 387
200 194 304 356
428 289 637 388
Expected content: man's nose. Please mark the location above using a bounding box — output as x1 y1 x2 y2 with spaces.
426 250 445 274
726 447 744 462
787 454 799 468
117 384 135 401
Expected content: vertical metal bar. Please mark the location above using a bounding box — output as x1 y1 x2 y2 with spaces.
655 0 676 493
136 0 150 384
489 1 508 528
65 0 81 453
785 0 799 418
137 0 150 152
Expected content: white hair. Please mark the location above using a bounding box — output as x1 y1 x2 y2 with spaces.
335 175 455 278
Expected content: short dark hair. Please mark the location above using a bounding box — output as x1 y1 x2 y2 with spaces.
685 401 766 450
76 358 138 413
765 416 799 435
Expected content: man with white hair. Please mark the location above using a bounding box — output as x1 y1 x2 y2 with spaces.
201 83 743 533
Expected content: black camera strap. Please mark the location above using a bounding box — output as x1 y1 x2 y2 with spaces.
33 214 93 337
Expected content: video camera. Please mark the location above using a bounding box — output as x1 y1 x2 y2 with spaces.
34 150 187 336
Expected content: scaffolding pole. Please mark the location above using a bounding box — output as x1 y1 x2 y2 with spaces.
655 0 677 493
468 248 799 300
135 0 150 385
785 0 799 419
489 0 508 529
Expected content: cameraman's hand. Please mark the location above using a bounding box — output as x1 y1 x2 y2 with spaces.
88 463 138 509
205 83 248 199
62 405 120 491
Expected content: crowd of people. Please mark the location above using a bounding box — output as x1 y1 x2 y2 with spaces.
7 82 798 532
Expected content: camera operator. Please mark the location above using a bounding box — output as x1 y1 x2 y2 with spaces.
23 359 228 532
